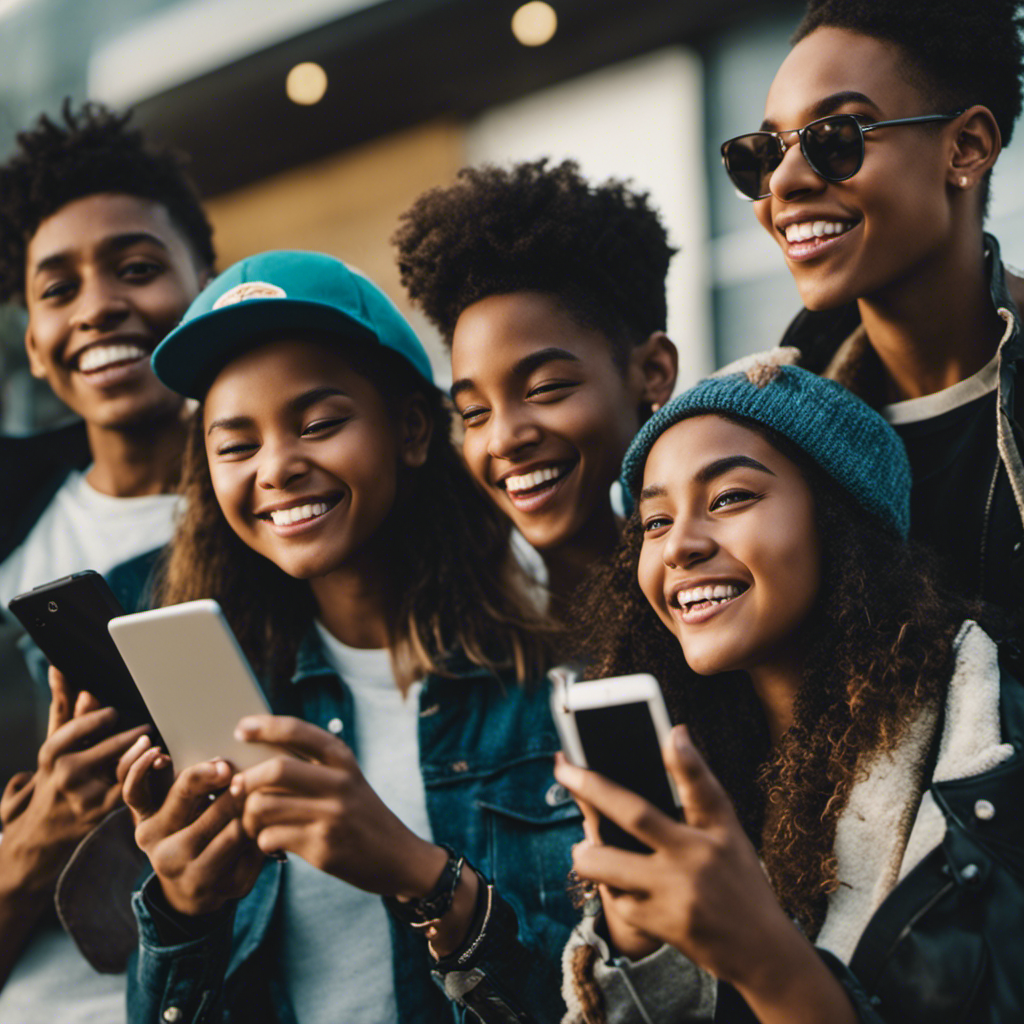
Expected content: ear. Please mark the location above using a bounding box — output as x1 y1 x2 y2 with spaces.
626 332 678 413
398 394 433 468
948 105 1001 190
23 325 48 380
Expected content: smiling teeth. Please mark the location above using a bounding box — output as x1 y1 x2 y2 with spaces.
504 466 567 493
676 583 743 607
77 343 148 372
785 220 853 243
268 501 331 526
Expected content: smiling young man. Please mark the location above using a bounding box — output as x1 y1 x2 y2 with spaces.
720 0 1024 616
394 159 678 608
0 101 214 1020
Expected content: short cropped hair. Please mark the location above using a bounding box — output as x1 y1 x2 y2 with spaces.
0 100 216 305
794 0 1024 146
393 159 675 367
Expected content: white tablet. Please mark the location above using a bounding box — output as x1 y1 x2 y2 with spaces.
108 599 283 773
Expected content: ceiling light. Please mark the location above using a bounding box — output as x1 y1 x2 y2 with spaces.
511 2 557 47
286 62 328 106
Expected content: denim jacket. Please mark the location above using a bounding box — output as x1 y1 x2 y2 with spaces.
126 629 583 1024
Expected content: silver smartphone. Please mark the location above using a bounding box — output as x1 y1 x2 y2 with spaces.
108 599 283 773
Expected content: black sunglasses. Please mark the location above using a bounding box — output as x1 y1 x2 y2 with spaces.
720 110 965 201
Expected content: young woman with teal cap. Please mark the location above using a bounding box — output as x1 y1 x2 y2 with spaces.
112 250 581 1023
556 363 1023 1023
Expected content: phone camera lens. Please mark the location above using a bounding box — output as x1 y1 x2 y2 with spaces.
47 601 58 613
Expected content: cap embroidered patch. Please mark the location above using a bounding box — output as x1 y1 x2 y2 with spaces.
213 282 287 309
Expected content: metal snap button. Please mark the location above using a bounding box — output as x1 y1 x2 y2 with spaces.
545 782 570 806
974 799 995 821
960 863 981 884
163 1009 183 1023
327 717 343 735
450 760 469 773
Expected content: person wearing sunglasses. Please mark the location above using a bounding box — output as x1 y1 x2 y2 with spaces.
720 0 1024 623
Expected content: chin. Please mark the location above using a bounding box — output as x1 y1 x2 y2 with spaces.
793 278 857 313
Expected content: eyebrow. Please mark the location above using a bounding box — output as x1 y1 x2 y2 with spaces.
33 231 171 276
450 346 582 400
760 91 879 131
207 386 350 434
638 454 776 505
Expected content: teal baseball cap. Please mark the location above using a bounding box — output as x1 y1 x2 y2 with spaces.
152 250 435 399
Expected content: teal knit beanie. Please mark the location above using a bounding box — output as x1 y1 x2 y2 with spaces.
619 364 911 537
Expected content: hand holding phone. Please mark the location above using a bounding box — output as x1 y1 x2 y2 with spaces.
549 671 680 853
8 570 153 730
108 599 284 774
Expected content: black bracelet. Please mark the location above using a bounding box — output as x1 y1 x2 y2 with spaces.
385 844 465 929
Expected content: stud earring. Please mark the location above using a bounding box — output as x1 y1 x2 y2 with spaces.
959 175 970 188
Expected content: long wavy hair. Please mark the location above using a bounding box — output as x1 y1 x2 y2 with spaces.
154 340 554 691
574 414 980 935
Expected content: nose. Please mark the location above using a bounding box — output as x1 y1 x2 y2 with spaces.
661 516 716 569
767 132 826 202
69 273 130 332
485 405 543 461
256 435 310 492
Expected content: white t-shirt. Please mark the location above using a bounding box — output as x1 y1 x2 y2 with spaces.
0 469 180 607
881 349 1000 424
0 918 126 1024
279 626 432 1024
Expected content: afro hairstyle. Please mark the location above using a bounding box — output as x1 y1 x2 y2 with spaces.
793 0 1024 147
0 100 216 305
392 159 676 367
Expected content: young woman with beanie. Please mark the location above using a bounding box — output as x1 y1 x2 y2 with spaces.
111 250 582 1023
718 0 1024 617
557 363 1023 1023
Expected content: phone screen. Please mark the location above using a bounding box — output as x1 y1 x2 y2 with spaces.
575 701 678 853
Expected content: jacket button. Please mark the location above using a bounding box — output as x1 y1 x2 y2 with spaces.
327 717 344 735
974 799 995 820
450 760 469 773
960 863 981 884
163 1009 183 1023
545 783 571 806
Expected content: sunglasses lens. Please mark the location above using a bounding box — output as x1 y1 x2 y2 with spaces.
723 134 782 200
802 116 863 181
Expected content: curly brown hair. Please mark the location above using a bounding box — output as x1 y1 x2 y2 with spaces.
392 159 675 369
573 415 979 935
154 340 554 692
0 100 215 305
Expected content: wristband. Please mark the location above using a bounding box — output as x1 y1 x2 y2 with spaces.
386 844 465 929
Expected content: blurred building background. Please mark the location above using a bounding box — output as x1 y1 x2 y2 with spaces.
3 0 1024 433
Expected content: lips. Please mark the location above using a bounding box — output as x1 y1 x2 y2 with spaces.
76 342 149 373
499 460 577 514
669 580 749 625
777 216 860 262
256 495 341 532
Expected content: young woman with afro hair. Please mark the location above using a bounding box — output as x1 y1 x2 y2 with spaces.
393 160 678 612
718 0 1024 621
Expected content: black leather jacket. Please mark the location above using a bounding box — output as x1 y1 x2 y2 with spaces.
820 642 1024 1024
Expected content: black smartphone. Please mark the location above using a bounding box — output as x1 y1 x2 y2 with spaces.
8 570 154 731
551 672 681 853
